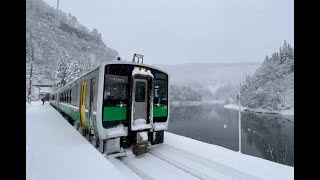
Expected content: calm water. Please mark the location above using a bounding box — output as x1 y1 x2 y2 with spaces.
167 103 294 166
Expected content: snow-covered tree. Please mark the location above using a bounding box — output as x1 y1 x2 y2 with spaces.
170 85 202 102
240 41 294 112
55 51 68 87
26 0 119 90
66 60 82 83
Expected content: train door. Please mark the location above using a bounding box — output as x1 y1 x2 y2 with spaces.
79 82 87 128
132 79 148 121
88 78 95 134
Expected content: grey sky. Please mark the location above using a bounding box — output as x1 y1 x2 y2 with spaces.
43 0 293 65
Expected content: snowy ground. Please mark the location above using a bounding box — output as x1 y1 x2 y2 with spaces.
27 101 293 180
26 101 127 180
224 104 294 116
109 133 293 180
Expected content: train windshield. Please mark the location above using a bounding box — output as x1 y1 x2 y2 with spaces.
154 79 168 105
103 74 128 104
154 72 168 105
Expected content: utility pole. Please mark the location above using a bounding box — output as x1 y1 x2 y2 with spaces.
237 91 242 153
28 62 33 98
27 27 35 100
57 0 59 11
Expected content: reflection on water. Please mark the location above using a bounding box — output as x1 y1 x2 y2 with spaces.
167 104 294 166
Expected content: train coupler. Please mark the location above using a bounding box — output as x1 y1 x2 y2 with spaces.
132 131 148 156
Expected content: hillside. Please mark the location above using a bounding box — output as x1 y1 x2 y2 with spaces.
26 0 118 98
240 41 294 115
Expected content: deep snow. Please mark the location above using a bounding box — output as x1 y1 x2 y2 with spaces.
26 101 126 180
27 101 293 180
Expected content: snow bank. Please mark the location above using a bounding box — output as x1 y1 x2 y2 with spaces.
26 103 127 180
170 101 202 106
279 109 294 116
203 99 225 104
171 100 225 107
161 132 293 180
224 104 248 111
224 104 294 116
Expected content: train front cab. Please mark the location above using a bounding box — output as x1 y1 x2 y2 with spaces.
102 63 168 156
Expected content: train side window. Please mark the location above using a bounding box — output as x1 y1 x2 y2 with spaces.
72 86 76 106
70 89 72 104
67 90 69 103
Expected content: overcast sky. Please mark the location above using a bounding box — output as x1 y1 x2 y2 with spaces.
43 0 293 65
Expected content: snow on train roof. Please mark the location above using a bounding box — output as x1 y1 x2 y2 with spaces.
101 60 169 75
52 60 168 94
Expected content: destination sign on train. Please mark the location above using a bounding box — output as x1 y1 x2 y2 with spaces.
106 74 128 83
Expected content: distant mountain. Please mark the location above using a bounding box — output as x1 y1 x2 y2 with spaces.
26 0 118 98
154 62 261 87
240 41 294 114
154 62 261 101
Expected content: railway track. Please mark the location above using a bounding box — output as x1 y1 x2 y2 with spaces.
148 144 262 180
67 117 261 180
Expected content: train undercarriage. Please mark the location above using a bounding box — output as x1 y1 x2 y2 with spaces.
55 107 164 157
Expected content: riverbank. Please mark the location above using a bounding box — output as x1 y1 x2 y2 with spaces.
171 100 225 106
224 104 294 116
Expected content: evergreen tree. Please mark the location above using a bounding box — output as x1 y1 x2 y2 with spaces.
67 60 82 83
240 40 294 112
55 51 68 87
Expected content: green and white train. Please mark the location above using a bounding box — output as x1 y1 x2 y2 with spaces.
49 57 169 156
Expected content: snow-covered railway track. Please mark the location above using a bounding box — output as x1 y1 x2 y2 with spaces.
116 151 199 180
68 119 282 180
148 144 262 180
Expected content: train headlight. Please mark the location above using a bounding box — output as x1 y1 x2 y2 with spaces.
134 66 147 72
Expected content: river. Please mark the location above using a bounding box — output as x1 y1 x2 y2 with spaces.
167 103 294 166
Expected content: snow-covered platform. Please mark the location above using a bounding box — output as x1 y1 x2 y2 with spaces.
26 101 126 180
27 101 293 180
